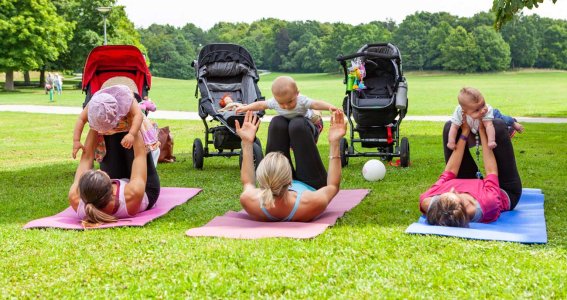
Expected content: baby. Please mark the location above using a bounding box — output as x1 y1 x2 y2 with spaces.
72 85 160 161
447 87 523 150
236 76 337 139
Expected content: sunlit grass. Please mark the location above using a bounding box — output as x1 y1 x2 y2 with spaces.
1 112 566 298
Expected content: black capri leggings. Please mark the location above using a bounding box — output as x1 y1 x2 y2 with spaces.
99 132 161 209
442 119 522 209
266 116 327 189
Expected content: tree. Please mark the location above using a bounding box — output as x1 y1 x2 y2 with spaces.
473 26 511 71
393 13 432 70
501 15 539 68
440 26 479 73
425 21 453 69
492 0 558 30
536 24 567 69
52 0 145 72
139 24 195 79
0 0 72 90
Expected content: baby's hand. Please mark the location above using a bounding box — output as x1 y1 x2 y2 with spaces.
488 141 497 150
235 105 248 114
72 141 84 159
447 141 456 150
329 105 339 112
121 133 135 149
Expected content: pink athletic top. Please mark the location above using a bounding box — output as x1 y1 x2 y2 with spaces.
77 179 149 219
419 171 510 223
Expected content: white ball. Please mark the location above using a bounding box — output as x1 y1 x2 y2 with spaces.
362 159 386 181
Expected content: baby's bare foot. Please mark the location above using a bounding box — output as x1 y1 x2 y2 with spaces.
447 141 456 150
513 122 524 133
488 141 497 149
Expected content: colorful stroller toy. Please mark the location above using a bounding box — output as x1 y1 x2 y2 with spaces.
191 43 264 169
337 43 410 167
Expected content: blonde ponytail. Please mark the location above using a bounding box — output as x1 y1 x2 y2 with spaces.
256 152 292 208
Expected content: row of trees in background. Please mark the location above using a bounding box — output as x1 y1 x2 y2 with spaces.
1 0 565 89
0 0 141 90
141 11 567 79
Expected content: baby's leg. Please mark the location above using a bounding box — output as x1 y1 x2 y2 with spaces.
483 120 497 149
447 123 459 150
513 121 524 133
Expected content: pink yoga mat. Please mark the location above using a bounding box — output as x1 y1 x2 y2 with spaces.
186 189 369 239
24 187 201 230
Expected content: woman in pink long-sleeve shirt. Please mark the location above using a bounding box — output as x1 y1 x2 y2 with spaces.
419 118 522 227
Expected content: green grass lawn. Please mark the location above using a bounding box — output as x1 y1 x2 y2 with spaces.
1 69 567 117
1 112 566 298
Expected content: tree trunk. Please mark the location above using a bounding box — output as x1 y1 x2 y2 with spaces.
24 71 31 85
39 67 46 87
4 70 15 91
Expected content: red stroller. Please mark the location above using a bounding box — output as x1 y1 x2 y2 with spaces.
81 45 151 107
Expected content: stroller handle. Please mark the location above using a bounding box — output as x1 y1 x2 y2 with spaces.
336 51 398 62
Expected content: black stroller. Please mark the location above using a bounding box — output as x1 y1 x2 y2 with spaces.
191 43 264 169
336 43 410 167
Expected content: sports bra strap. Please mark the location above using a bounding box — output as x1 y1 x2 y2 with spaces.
260 190 304 222
282 190 302 221
260 206 280 221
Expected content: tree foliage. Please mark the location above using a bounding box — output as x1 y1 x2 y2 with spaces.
0 0 73 89
492 0 558 30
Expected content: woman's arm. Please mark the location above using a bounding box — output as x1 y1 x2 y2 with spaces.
479 122 498 176
69 129 97 210
444 120 471 175
72 107 88 159
123 132 147 213
235 111 260 189
311 110 346 205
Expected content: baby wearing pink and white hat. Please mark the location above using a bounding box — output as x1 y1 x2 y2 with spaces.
72 85 160 162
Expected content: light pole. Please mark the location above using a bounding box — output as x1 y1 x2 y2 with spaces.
97 6 112 45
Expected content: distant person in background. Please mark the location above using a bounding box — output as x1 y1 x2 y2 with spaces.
54 73 63 95
45 72 54 95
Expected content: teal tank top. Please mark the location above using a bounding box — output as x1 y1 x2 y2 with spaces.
261 180 316 221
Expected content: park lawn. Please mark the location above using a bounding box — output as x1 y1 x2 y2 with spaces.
1 70 567 117
1 112 566 298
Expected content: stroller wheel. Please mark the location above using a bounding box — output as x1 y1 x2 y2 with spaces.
340 138 349 167
400 137 410 168
193 138 204 169
239 142 264 170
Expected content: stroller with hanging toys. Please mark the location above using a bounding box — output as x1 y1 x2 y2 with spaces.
336 43 410 167
191 43 265 169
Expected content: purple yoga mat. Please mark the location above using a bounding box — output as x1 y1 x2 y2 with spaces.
23 187 201 230
186 189 369 239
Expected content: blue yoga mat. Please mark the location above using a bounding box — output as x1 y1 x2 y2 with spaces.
405 188 547 243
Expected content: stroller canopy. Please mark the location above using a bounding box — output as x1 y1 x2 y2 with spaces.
196 43 258 77
82 45 151 96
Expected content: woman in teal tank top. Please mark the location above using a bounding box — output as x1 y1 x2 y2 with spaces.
236 110 346 222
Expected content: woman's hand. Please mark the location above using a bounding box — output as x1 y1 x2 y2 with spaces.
328 110 346 143
235 111 260 144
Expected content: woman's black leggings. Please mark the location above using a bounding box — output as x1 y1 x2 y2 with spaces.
99 132 161 209
442 119 522 209
266 116 327 189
